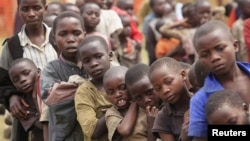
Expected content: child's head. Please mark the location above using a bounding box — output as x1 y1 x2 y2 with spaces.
103 66 129 110
206 89 249 125
17 0 46 5
9 58 39 94
64 3 81 14
149 0 167 17
119 14 131 37
43 12 57 27
45 1 66 15
116 0 134 16
75 0 85 9
125 63 161 109
149 57 188 104
237 0 250 19
52 11 85 61
194 0 212 25
80 2 100 31
18 0 46 27
78 35 112 80
193 20 238 76
85 0 106 9
182 3 200 27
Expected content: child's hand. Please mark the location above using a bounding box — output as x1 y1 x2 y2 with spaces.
9 95 29 119
146 106 159 117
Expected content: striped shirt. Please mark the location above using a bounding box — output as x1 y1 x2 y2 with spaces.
0 23 58 70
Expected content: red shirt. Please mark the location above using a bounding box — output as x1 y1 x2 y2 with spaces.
112 6 143 42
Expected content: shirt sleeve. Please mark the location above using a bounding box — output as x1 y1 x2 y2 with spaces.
188 92 208 138
40 62 61 100
74 83 99 140
105 107 123 141
152 106 171 138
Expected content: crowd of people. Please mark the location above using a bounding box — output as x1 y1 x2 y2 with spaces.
1 0 250 141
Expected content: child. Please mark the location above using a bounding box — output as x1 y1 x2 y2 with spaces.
188 20 250 141
45 1 66 16
104 66 141 140
125 63 162 141
40 11 88 141
117 14 141 68
148 57 190 141
75 35 113 141
64 3 81 14
206 89 250 125
9 58 43 141
0 0 58 141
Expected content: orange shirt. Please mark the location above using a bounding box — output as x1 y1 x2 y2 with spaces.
155 38 180 59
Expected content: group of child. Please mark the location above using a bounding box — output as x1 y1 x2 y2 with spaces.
1 0 250 141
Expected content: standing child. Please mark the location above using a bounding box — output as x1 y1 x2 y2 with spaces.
40 11 88 141
117 14 142 68
9 58 43 141
148 57 190 141
206 89 250 125
188 20 250 141
75 35 113 141
125 63 162 141
104 66 141 141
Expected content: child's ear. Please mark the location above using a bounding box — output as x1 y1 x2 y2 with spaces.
109 51 113 61
180 69 187 81
37 68 41 74
233 40 239 53
242 103 249 117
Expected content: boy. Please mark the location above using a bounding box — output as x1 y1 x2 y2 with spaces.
104 66 142 140
188 20 250 141
206 89 250 125
9 58 43 141
0 0 58 140
149 57 191 141
125 63 162 141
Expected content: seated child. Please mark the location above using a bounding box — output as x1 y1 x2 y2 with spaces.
9 58 43 141
148 57 190 141
117 14 142 68
206 89 250 125
104 66 141 140
125 63 163 141
75 35 114 141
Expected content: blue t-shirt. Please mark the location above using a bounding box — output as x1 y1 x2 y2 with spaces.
188 62 250 138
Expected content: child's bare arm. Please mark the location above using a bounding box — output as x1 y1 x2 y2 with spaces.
92 115 108 139
117 102 139 136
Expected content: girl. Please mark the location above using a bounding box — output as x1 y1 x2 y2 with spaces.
40 11 88 141
75 35 113 141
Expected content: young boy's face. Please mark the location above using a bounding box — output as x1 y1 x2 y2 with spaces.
120 16 131 37
196 1 211 25
127 75 160 109
104 73 130 110
9 61 38 94
195 30 238 76
149 65 186 104
82 4 100 28
207 103 249 125
79 40 111 80
152 0 166 16
18 0 45 27
54 17 85 59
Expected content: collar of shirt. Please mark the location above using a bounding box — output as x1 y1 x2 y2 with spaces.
18 23 51 48
203 61 250 93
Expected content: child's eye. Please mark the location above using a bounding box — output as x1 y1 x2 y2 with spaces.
21 7 29 12
133 95 142 101
216 46 224 52
164 78 173 85
23 70 30 76
200 52 209 58
154 86 161 92
95 54 103 59
33 5 42 11
107 90 114 95
82 58 90 63
73 31 82 36
145 89 153 96
58 32 66 37
118 84 126 90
